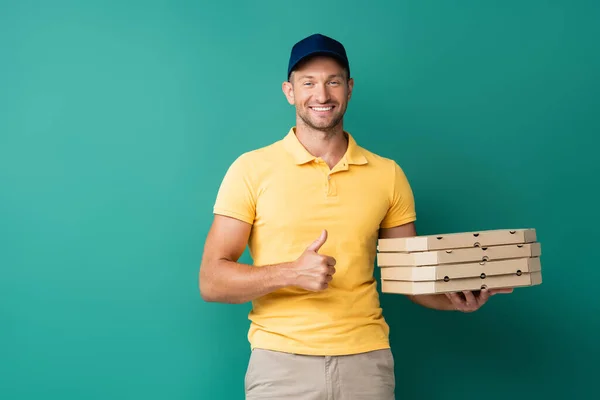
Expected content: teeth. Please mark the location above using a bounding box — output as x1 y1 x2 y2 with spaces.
312 107 332 111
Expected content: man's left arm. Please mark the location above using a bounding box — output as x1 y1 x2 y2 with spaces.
378 222 512 312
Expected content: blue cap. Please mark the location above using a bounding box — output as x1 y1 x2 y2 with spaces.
287 33 350 79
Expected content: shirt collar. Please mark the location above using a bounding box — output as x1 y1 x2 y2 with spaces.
282 127 368 166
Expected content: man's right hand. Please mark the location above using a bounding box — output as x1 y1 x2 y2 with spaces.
288 229 337 291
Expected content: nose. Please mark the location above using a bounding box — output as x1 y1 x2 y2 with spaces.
314 83 329 103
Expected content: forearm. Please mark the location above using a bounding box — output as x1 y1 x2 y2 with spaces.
200 259 293 304
407 294 457 311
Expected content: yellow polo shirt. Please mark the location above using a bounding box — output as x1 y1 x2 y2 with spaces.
213 127 416 355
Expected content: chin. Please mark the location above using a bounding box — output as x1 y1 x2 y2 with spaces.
308 121 337 131
301 115 342 131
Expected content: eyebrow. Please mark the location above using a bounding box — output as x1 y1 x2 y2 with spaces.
297 74 344 80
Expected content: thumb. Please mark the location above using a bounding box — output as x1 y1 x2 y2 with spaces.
307 229 328 252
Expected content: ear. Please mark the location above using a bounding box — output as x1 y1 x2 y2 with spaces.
347 77 354 101
282 80 295 105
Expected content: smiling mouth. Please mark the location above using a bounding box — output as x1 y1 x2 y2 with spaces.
310 106 334 112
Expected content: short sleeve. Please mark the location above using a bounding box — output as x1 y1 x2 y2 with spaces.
380 161 417 228
212 154 256 225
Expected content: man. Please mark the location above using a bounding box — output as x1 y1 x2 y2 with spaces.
199 33 512 399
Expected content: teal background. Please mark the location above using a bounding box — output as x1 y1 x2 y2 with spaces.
1 0 598 399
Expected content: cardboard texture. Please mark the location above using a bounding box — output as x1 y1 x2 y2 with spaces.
378 228 536 253
376 228 543 295
380 257 541 281
381 271 542 295
377 242 541 267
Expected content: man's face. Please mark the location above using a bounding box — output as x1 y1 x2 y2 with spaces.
283 56 354 132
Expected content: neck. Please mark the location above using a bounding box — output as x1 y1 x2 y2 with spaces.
294 119 348 168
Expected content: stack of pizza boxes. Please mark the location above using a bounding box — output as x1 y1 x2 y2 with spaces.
377 229 542 295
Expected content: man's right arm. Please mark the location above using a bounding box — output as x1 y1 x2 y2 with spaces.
199 214 295 304
199 215 336 304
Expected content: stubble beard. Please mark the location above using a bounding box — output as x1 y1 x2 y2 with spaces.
297 107 345 136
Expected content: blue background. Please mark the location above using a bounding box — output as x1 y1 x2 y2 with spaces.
1 0 598 399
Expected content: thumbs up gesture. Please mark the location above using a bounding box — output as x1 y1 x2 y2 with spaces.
290 229 337 291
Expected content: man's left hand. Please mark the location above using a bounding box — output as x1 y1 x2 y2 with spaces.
445 288 514 312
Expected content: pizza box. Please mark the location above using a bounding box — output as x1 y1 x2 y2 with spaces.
377 242 541 267
378 228 536 253
379 256 540 281
381 271 542 295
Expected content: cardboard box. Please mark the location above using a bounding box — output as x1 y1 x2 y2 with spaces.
378 228 536 253
377 242 541 267
380 257 540 281
376 228 543 295
381 271 542 295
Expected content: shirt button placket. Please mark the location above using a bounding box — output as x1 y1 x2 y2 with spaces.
327 174 337 196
